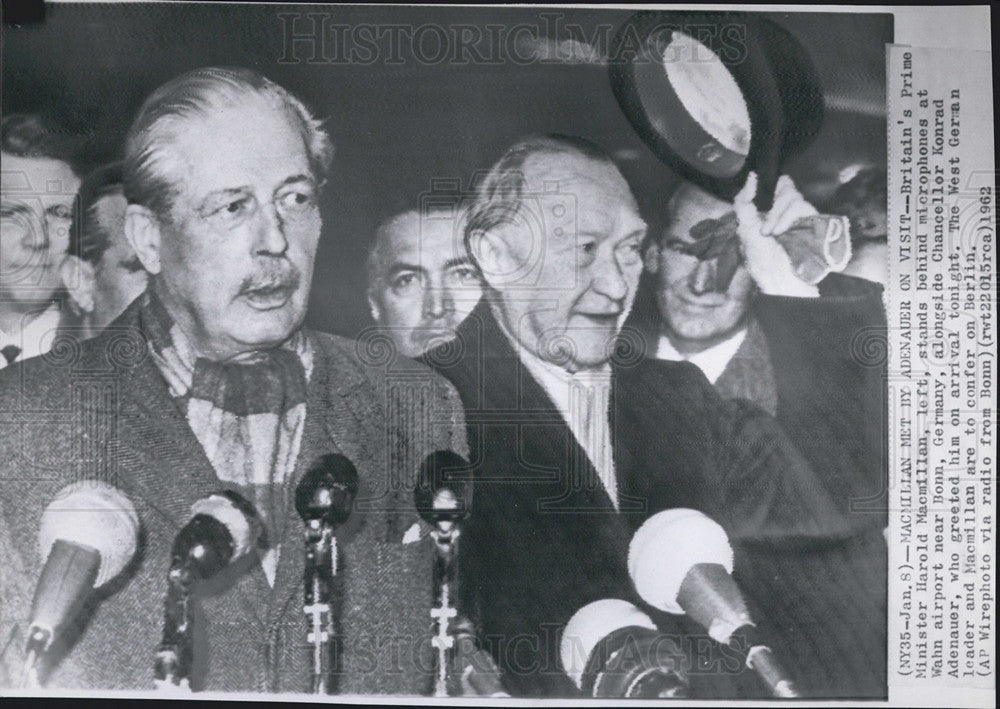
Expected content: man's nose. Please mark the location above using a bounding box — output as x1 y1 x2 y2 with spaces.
591 254 628 302
689 259 717 295
423 284 453 320
253 203 289 256
20 212 50 251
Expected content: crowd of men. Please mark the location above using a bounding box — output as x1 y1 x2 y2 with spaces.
1 66 888 698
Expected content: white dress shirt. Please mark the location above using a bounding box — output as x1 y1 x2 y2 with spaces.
0 303 62 370
494 313 619 509
655 327 748 385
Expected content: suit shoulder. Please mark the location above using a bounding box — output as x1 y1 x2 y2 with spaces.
309 329 461 399
617 357 715 394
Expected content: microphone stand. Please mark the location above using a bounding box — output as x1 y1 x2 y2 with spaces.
302 517 336 695
294 455 358 695
429 516 460 697
154 563 194 691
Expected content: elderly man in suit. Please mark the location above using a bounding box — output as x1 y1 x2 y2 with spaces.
424 135 884 698
0 67 466 694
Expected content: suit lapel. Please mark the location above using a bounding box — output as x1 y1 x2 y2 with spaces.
465 302 619 515
264 334 376 630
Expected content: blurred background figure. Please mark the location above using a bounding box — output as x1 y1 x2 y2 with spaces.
60 162 148 338
827 166 887 285
366 202 482 358
1 114 82 369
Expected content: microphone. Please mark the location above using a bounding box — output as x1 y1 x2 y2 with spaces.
414 451 480 697
155 490 261 689
25 481 140 683
415 450 472 532
295 454 359 529
170 490 262 578
560 599 689 698
628 509 800 698
294 454 359 694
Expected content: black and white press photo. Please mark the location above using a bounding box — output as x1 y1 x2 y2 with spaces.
0 3 994 705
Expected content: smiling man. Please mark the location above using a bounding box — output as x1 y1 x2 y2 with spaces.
627 175 889 698
0 67 467 693
639 177 888 514
423 137 876 698
0 114 81 369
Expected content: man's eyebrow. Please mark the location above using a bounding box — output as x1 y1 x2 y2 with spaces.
0 202 34 215
196 187 251 212
386 262 427 278
443 256 474 270
275 174 315 191
574 225 648 241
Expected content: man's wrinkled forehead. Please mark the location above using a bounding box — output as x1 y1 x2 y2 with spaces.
522 151 633 203
519 151 643 240
157 98 309 204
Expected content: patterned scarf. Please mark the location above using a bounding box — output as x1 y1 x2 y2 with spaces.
141 291 313 554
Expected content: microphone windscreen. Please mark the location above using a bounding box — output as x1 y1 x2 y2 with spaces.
190 492 260 560
37 481 140 586
295 454 359 525
560 599 657 689
415 450 472 523
628 509 733 614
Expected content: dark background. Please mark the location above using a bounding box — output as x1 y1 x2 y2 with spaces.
2 4 891 337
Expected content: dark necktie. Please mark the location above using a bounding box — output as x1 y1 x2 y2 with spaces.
1 345 21 365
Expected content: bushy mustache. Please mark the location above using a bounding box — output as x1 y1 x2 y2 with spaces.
238 261 301 294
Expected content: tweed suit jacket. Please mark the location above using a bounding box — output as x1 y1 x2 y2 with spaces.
0 297 468 694
423 300 867 698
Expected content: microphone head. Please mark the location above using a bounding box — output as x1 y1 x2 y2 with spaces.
172 490 261 578
560 599 657 689
38 481 140 587
414 450 472 524
628 509 733 614
295 454 359 526
189 491 261 560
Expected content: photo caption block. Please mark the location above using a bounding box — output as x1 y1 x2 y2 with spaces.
887 44 996 707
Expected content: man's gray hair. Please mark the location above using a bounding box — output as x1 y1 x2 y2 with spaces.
463 134 615 260
122 66 334 219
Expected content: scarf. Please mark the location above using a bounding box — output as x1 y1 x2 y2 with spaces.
141 291 313 555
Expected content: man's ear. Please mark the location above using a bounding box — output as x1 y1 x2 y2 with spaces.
467 227 511 291
644 241 661 274
124 204 163 275
59 255 96 315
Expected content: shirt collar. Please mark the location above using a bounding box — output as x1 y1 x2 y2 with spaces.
489 302 612 411
656 327 748 385
0 302 63 363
